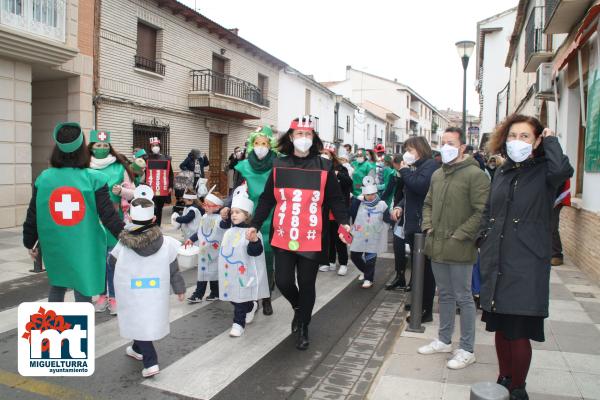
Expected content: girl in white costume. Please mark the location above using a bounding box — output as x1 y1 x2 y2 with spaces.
111 186 186 378
171 188 203 241
219 186 270 337
349 177 393 289
184 187 225 303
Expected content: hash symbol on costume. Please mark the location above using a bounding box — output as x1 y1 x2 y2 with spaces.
277 227 285 237
307 230 317 240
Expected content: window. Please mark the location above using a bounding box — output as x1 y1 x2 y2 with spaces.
305 89 311 115
133 121 170 156
346 115 350 132
367 124 371 140
407 95 409 108
135 22 165 75
33 0 58 27
3 0 23 15
258 74 269 106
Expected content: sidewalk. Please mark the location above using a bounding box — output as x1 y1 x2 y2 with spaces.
368 257 600 400
0 227 36 283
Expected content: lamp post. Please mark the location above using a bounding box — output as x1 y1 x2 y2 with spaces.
455 40 475 143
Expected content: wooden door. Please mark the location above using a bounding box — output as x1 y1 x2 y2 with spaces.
212 55 226 94
208 133 226 195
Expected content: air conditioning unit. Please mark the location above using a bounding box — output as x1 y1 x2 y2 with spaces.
536 63 554 99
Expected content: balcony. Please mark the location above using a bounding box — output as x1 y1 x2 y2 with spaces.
188 69 268 119
410 109 419 121
524 6 553 73
544 0 593 34
134 55 165 76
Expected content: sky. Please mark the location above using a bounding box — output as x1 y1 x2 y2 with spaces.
179 0 519 116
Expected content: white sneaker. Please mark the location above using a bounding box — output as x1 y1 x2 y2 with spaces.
245 301 258 324
142 364 160 378
362 280 373 288
125 345 143 361
358 273 365 281
418 339 453 355
319 265 330 272
229 323 245 337
337 265 348 276
447 349 476 369
329 263 337 271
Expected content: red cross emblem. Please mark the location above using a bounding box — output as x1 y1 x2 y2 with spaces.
238 265 246 275
49 187 86 226
97 131 107 141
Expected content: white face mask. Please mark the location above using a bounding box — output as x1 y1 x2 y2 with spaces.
402 151 417 165
506 140 532 163
253 146 269 160
356 156 365 163
440 144 459 164
151 146 160 154
292 137 312 153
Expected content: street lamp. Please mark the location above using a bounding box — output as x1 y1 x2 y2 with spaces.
455 40 475 143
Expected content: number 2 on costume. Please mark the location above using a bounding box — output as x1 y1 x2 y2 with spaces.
292 189 302 202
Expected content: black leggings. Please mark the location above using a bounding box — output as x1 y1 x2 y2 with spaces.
274 251 319 324
328 220 348 265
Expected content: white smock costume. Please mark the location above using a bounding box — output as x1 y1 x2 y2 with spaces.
350 176 389 254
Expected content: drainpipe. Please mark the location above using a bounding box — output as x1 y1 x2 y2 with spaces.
92 0 102 130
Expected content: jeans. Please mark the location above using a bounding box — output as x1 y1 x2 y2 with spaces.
431 262 476 353
350 252 377 282
101 246 115 298
48 285 92 303
232 301 254 327
472 254 481 296
328 220 348 265
132 340 158 368
274 251 319 324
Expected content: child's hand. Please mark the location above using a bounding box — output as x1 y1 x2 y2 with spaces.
220 207 230 220
184 239 193 248
246 227 258 242
177 293 185 302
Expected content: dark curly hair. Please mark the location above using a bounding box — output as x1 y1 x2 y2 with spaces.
487 114 545 158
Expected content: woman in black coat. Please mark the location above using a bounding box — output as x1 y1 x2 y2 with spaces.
180 149 209 185
478 114 573 400
390 137 438 324
248 117 350 351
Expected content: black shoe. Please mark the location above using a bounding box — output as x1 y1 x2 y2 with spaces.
262 298 273 316
406 311 433 324
473 295 481 310
385 275 407 291
187 292 203 304
296 323 309 350
510 386 529 400
205 293 219 301
404 303 411 311
497 376 512 390
291 307 300 333
404 285 412 292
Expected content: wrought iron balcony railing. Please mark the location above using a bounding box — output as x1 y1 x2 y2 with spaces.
134 55 166 76
191 69 269 107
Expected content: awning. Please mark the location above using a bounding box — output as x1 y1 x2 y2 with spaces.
553 3 600 76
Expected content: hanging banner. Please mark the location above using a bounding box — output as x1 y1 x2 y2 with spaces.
146 159 171 196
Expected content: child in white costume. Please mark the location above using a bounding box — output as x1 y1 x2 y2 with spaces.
111 186 186 378
171 188 203 241
184 187 225 303
219 186 270 337
349 176 393 289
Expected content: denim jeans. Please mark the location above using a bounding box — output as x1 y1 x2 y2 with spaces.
431 262 476 353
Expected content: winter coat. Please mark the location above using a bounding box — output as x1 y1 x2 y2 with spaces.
478 137 573 317
422 156 490 264
180 152 209 178
396 158 439 236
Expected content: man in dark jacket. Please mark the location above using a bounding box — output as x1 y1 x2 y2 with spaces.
180 149 209 187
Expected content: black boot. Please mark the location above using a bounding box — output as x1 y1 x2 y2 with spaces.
291 307 300 333
296 323 309 350
385 274 406 291
406 310 433 324
496 376 512 390
510 386 528 400
262 298 273 316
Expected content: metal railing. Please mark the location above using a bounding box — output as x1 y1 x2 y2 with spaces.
1 0 66 42
190 69 269 107
134 55 166 76
525 6 548 61
545 0 559 30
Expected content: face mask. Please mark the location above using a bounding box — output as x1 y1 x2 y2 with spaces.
506 140 532 163
92 148 110 159
293 137 312 153
254 146 269 160
440 144 459 164
402 152 416 165
235 151 242 159
489 164 496 170
356 156 365 163
151 146 160 154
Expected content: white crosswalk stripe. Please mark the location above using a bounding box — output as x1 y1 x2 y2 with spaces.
142 270 357 399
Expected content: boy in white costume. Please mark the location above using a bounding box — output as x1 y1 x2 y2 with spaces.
349 176 393 289
219 186 270 337
171 188 203 241
184 187 225 302
111 185 186 378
